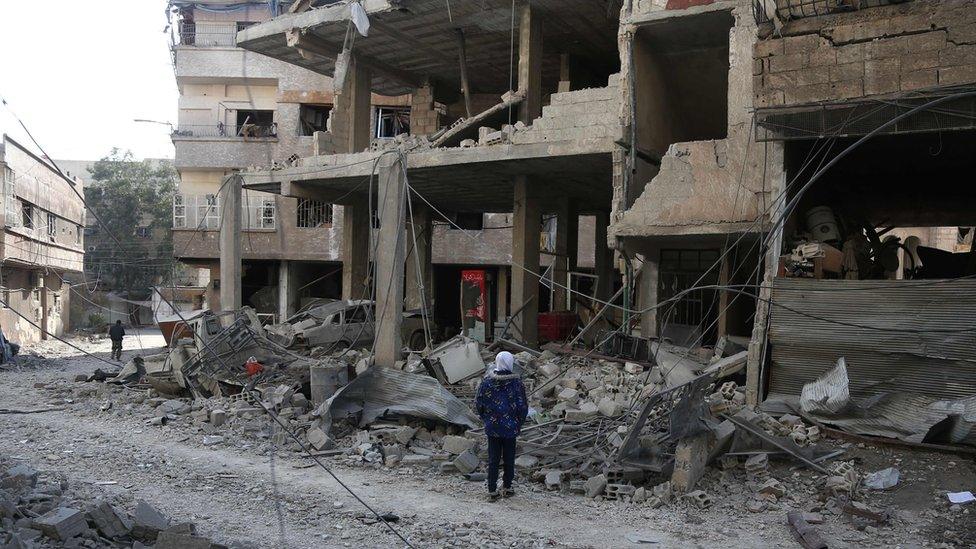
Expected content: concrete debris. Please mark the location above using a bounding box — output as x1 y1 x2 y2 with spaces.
584 474 607 498
33 507 86 541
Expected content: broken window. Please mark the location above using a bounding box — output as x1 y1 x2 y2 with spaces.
235 110 276 138
47 212 56 238
374 107 410 138
299 104 332 136
21 202 33 229
297 199 333 228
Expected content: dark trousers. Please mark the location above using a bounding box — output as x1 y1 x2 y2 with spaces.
111 339 122 360
486 436 516 493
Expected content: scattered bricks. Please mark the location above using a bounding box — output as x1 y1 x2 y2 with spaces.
843 501 889 524
604 484 636 501
156 529 213 549
453 449 480 475
768 53 808 73
130 501 170 541
652 481 673 503
565 402 599 422
584 474 607 498
789 425 809 446
400 454 431 465
806 426 821 443
633 486 647 503
393 426 417 445
307 427 335 451
438 461 457 474
86 501 132 539
682 490 712 509
939 64 976 86
556 387 579 402
544 470 563 490
568 480 586 495
744 453 769 476
719 381 737 400
209 409 227 427
514 454 538 470
758 478 786 499
597 397 622 417
33 507 86 541
441 435 476 455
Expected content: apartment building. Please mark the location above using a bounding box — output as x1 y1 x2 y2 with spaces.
0 135 86 344
170 0 602 334
609 0 976 405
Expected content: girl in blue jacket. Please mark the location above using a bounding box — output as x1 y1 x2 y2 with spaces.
475 351 529 501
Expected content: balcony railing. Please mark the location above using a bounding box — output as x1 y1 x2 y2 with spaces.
754 0 913 24
173 193 276 231
177 22 256 47
172 123 278 139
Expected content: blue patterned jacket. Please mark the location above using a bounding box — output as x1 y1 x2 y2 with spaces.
475 369 529 438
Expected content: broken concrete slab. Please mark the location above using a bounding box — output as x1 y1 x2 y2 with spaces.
453 449 479 475
514 455 538 470
33 507 85 541
130 501 170 541
584 474 607 498
86 501 132 539
441 435 476 455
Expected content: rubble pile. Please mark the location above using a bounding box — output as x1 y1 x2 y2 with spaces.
0 458 218 548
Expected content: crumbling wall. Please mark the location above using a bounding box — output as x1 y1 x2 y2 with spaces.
611 5 785 239
753 0 976 107
511 75 622 146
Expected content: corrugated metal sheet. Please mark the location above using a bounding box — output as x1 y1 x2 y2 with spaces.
768 278 976 401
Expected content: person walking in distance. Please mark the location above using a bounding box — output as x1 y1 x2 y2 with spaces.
475 351 529 501
109 320 125 361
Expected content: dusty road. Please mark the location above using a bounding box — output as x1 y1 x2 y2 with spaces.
1 332 968 548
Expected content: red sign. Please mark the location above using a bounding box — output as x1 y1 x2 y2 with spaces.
461 269 487 322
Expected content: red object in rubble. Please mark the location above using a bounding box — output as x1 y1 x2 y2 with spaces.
537 311 578 343
245 358 264 377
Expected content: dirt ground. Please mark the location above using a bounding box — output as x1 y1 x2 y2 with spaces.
2 331 975 548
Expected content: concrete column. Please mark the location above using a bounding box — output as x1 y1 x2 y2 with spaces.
716 248 731 340
511 175 541 346
278 260 298 322
341 198 371 300
638 252 659 339
517 3 543 124
219 175 242 312
404 205 432 312
373 154 407 367
551 198 578 311
594 211 613 302
332 56 372 154
496 267 508 322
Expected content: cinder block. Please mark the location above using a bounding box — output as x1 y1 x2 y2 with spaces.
604 483 637 501
453 449 479 474
209 409 226 426
900 68 938 91
682 490 712 509
33 507 86 541
754 38 784 59
441 435 476 455
939 63 976 85
783 34 821 55
768 53 808 73
830 62 864 83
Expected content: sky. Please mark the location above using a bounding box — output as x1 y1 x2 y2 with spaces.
0 0 178 162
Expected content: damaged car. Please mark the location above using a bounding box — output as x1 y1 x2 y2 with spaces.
265 300 436 352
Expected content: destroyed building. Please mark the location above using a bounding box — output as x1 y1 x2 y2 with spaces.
611 0 976 408
168 0 602 333
0 135 86 344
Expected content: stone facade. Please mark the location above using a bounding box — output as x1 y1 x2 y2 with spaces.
753 0 976 107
